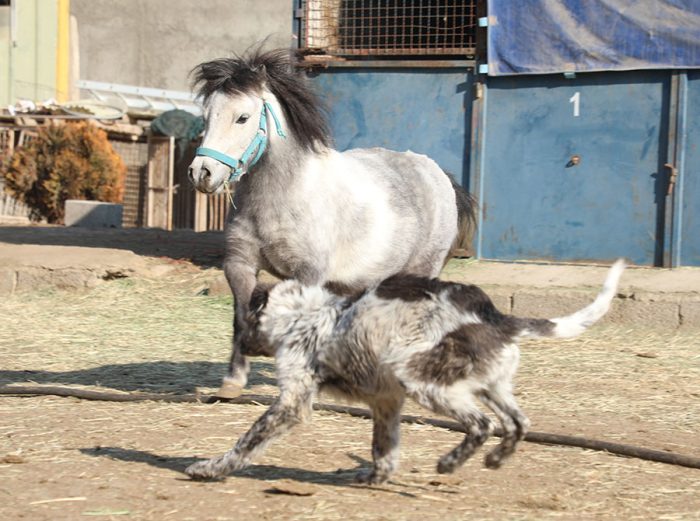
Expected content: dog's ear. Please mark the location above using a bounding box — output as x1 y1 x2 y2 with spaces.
249 282 275 317
240 283 276 358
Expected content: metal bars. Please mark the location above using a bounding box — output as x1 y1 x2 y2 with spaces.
300 0 477 57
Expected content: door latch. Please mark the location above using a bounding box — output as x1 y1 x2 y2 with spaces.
665 163 678 196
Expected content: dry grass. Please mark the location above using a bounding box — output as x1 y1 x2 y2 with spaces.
1 270 699 520
1 272 697 447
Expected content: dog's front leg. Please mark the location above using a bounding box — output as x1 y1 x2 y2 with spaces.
186 390 313 480
356 395 404 485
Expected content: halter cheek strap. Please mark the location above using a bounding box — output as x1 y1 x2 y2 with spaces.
195 100 286 182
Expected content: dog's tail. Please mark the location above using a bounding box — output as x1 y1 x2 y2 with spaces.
515 259 626 339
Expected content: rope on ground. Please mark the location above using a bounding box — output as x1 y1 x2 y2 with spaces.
2 385 698 470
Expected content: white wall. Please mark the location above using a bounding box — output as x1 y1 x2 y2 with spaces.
71 0 294 92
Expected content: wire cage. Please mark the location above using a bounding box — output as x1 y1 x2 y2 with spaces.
299 0 478 57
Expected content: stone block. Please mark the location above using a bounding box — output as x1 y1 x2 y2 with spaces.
14 268 97 292
679 299 700 331
64 200 123 228
607 295 681 329
15 269 53 292
512 289 595 319
479 286 513 314
50 268 99 290
0 268 16 295
207 273 232 297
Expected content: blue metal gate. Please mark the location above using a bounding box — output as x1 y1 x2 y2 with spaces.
301 1 700 267
476 0 700 267
474 71 671 266
681 71 700 266
310 67 474 189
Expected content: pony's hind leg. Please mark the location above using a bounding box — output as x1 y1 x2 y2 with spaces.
407 383 494 474
478 386 529 469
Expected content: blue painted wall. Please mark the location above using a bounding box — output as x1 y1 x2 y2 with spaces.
310 68 473 188
478 71 670 266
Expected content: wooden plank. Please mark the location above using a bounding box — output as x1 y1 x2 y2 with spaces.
166 136 174 231
194 191 208 232
146 136 174 230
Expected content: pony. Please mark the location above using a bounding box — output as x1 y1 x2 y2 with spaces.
188 48 476 397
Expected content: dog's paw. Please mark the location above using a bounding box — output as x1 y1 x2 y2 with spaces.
436 456 458 474
354 469 389 485
484 451 503 469
185 460 226 481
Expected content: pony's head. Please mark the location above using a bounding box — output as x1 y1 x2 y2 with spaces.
188 48 331 193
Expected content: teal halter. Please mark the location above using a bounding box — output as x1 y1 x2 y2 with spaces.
195 100 286 182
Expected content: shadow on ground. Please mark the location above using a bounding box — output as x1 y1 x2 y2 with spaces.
79 447 418 496
0 359 275 393
0 226 225 268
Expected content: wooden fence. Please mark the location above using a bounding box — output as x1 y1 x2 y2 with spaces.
0 128 32 221
0 123 229 231
147 137 230 232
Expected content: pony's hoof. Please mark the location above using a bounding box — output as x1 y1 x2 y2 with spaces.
215 381 244 399
354 469 388 485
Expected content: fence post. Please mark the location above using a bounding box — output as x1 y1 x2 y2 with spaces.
194 192 208 232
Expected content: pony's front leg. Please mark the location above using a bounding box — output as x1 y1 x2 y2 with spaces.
218 256 258 398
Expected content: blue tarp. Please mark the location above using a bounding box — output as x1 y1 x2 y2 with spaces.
487 0 700 76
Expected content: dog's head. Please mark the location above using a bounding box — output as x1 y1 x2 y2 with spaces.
241 280 322 356
240 280 347 357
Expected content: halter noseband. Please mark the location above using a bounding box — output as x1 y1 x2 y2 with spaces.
195 100 286 182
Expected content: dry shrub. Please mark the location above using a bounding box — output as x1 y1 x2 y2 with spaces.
1 121 126 223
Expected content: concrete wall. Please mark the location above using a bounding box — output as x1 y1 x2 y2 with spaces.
71 0 294 93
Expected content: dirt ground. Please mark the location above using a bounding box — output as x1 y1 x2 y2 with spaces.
1 256 699 520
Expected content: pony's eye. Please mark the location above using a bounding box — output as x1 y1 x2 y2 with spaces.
236 114 250 124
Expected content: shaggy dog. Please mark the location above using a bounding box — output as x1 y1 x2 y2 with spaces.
186 260 625 483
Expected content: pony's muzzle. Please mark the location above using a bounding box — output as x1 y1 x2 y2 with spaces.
189 165 211 182
188 156 229 193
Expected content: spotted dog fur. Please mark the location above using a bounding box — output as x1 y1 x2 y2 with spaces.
186 260 625 483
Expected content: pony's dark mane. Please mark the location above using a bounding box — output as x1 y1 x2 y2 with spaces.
191 48 331 152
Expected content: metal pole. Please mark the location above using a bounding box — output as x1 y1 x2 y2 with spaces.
672 71 688 267
469 78 487 260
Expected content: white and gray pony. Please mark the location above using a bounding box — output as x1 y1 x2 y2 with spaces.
188 48 476 397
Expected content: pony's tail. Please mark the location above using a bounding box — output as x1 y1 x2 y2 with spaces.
446 173 478 259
